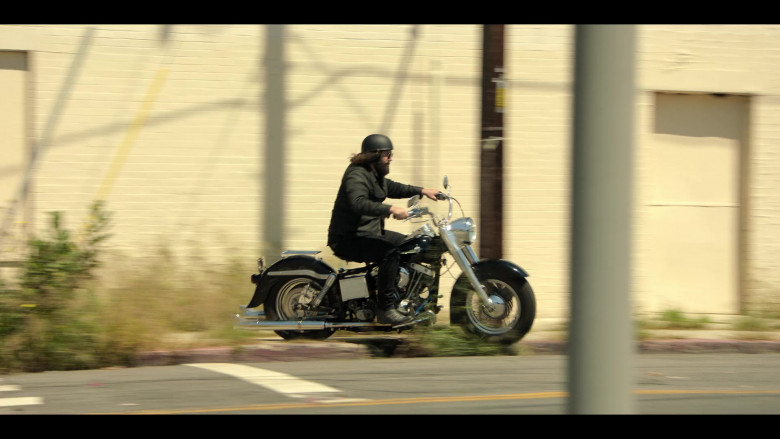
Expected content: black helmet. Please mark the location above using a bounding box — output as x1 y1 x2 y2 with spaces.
361 134 394 154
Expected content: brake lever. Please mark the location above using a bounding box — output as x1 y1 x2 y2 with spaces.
404 207 429 222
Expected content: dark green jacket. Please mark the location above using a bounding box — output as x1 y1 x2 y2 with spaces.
327 164 422 246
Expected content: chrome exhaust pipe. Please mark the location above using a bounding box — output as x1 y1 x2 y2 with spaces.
235 305 438 330
237 305 264 319
236 320 329 330
235 320 387 330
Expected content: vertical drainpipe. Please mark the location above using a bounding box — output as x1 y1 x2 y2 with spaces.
431 59 442 185
480 25 505 260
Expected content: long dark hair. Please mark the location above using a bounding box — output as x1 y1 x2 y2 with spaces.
349 151 381 166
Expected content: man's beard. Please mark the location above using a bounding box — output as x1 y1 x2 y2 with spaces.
374 161 390 177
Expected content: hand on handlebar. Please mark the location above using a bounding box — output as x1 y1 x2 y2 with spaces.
405 206 430 220
421 188 441 201
389 205 409 220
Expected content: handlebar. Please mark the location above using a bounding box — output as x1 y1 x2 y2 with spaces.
407 206 430 218
404 191 455 222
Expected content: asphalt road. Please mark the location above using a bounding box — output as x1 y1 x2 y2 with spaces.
2 353 778 414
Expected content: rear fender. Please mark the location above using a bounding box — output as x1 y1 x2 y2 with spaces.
246 256 336 308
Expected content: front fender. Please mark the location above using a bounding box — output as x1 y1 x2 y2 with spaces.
450 259 529 298
245 256 336 308
471 259 529 279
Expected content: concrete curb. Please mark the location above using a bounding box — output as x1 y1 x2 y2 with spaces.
521 339 780 355
637 339 780 354
132 337 780 366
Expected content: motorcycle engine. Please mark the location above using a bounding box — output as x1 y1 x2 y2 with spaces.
397 267 410 289
367 263 435 319
398 263 435 298
370 265 432 298
348 299 376 322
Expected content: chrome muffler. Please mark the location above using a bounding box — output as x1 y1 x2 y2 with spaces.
235 319 383 330
235 305 383 330
234 305 437 331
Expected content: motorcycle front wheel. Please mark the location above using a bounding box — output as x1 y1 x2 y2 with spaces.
264 277 336 341
450 274 536 345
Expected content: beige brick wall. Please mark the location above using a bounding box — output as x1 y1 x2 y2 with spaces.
504 25 573 321
20 25 265 262
634 25 780 316
3 24 780 321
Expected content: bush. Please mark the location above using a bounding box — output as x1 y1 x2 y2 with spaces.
0 202 120 373
0 202 260 373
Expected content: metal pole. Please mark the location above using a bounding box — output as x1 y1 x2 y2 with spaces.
263 25 286 262
568 24 637 414
480 24 505 260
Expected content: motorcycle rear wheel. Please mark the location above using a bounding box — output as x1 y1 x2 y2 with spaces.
265 277 335 341
450 275 535 345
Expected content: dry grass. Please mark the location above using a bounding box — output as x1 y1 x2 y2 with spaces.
94 248 259 351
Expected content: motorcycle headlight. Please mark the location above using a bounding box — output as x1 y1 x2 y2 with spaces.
450 217 476 245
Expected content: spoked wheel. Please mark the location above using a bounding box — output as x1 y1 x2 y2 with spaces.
450 274 535 345
264 277 335 341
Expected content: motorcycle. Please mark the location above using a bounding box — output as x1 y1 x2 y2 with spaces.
236 176 536 344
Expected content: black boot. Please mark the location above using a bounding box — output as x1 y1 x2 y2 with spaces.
377 308 412 325
376 248 411 325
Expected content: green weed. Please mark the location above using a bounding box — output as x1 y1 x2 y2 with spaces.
402 325 515 357
732 316 772 332
651 309 712 329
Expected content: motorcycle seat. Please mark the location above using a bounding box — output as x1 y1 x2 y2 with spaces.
333 252 367 265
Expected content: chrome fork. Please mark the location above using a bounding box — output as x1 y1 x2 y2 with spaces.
439 224 495 308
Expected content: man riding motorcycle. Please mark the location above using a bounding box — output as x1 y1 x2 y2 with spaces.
327 134 440 325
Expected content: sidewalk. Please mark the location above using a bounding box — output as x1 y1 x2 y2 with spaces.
133 318 780 367
518 318 780 355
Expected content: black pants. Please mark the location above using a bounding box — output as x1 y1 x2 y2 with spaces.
329 231 406 311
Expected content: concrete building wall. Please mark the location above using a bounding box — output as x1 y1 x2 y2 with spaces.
2 24 780 321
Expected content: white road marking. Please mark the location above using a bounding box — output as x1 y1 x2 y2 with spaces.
185 363 366 402
0 379 44 408
0 397 43 407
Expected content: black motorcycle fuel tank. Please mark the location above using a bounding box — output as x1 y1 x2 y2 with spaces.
398 234 432 254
